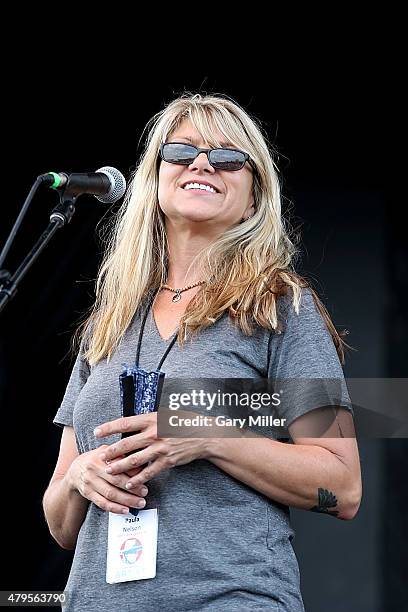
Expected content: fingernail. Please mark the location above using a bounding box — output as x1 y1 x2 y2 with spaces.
122 508 129 514
137 499 146 508
94 428 101 437
141 487 148 495
105 467 112 474
125 482 132 489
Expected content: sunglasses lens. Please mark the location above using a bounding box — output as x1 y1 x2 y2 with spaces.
161 143 196 165
210 149 246 170
161 143 248 171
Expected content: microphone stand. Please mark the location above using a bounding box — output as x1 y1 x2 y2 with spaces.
0 185 77 315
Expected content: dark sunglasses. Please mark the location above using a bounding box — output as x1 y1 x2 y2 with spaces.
159 142 251 171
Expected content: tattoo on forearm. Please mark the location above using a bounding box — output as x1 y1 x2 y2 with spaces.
310 488 339 516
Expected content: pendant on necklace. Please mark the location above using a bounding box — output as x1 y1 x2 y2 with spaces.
172 290 182 303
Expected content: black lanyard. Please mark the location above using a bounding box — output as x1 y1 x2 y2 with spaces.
135 287 178 371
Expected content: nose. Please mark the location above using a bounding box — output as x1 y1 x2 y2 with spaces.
188 151 215 173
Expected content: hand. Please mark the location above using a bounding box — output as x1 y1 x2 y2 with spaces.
66 444 149 514
94 413 210 489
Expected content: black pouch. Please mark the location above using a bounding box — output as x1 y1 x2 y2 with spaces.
118 365 165 516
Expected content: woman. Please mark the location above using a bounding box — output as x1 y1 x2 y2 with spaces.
43 93 362 611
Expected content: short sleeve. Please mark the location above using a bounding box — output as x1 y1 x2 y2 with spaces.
268 288 353 429
53 337 91 428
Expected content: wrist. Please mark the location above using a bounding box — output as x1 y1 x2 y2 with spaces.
65 463 81 496
203 428 259 462
202 436 223 461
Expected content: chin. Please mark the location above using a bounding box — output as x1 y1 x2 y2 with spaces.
171 206 213 221
179 214 215 223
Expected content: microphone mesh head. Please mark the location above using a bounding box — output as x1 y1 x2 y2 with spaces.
95 166 127 203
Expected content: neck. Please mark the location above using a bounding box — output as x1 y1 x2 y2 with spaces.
164 219 217 287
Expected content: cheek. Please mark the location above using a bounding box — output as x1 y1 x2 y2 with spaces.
239 175 254 203
157 178 165 203
158 166 180 197
225 175 252 202
157 168 173 204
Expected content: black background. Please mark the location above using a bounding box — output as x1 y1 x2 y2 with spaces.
0 64 406 612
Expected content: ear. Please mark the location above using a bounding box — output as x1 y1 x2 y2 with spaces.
244 197 256 218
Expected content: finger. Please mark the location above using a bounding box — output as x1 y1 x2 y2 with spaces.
101 453 126 466
101 470 149 497
125 466 143 478
105 446 157 475
101 454 139 475
100 432 151 463
90 490 130 514
125 458 165 489
110 479 149 498
93 476 148 509
94 413 156 439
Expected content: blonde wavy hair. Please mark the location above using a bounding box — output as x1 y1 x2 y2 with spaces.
74 92 349 366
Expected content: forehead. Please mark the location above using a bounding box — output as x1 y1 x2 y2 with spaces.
168 118 234 148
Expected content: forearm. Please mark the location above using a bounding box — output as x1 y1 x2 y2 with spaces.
42 474 89 550
205 435 360 520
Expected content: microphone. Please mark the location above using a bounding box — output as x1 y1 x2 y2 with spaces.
40 166 126 203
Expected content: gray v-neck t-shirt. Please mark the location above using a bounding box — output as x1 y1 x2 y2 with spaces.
53 288 352 611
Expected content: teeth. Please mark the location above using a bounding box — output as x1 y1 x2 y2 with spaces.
183 182 216 193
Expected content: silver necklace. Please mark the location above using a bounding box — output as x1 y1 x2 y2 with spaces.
160 280 206 303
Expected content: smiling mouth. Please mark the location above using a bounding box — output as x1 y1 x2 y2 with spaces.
180 180 220 193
